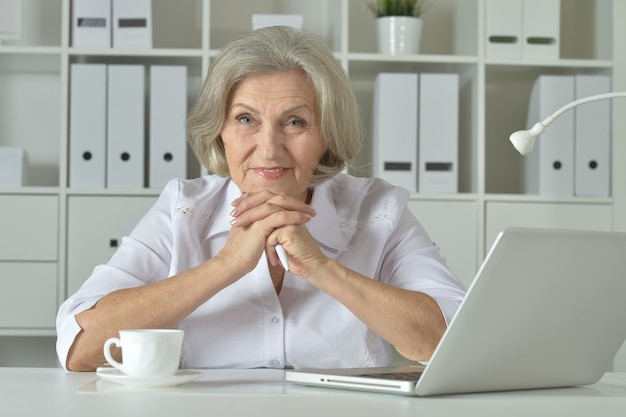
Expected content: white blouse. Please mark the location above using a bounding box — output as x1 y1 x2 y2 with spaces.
56 174 466 370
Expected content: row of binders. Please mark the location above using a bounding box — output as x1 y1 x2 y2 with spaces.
523 74 612 197
486 0 560 59
69 64 187 189
72 0 152 48
373 73 459 194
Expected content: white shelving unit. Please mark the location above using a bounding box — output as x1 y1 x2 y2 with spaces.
1 0 623 369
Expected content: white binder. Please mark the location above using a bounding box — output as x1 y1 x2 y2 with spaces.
71 0 111 48
522 0 560 59
418 73 459 194
149 65 187 189
486 0 523 58
69 63 107 188
112 0 152 49
107 65 145 188
574 74 611 197
524 75 575 196
373 73 418 192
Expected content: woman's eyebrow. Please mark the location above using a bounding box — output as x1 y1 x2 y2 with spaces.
229 103 258 114
280 104 313 115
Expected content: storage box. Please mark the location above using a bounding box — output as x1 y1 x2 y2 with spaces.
252 14 303 30
72 0 112 48
0 147 27 187
112 0 152 49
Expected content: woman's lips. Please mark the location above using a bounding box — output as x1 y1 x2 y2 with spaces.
253 167 289 180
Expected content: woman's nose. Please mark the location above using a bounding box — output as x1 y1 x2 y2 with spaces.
257 126 284 157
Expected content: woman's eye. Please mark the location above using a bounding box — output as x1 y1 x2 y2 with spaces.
287 118 306 127
237 115 252 124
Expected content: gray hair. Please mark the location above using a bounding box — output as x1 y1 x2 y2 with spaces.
186 26 361 186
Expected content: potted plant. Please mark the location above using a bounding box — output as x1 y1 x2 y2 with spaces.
367 0 431 55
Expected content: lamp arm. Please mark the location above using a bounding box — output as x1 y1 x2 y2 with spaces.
541 91 626 129
510 91 626 156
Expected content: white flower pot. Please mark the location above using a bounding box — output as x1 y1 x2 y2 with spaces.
376 16 422 55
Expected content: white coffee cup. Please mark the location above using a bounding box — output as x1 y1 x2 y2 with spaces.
103 329 184 378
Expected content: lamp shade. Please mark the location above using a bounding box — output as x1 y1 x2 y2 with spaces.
509 92 626 155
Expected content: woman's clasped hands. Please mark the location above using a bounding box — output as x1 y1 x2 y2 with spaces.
223 190 322 278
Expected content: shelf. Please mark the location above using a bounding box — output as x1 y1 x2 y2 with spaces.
406 193 614 205
409 193 479 202
68 48 205 58
66 188 164 197
0 46 63 55
0 329 56 337
484 194 613 205
0 187 60 195
348 53 479 65
0 52 61 73
486 58 613 69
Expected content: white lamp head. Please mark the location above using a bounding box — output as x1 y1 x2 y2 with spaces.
509 122 546 156
509 91 626 156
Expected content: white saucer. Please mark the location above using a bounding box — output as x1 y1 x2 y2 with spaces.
96 367 202 388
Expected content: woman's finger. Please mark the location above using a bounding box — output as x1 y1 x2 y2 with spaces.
232 191 316 217
231 193 315 227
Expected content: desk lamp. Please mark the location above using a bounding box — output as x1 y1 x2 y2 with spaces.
509 91 626 155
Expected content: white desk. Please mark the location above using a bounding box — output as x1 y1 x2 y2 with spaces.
2 368 626 417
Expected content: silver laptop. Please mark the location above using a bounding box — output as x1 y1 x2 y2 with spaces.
286 228 626 396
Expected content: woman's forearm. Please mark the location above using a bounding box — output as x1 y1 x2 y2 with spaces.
302 259 447 362
65 256 240 371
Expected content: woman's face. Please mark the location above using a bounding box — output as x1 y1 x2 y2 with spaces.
220 70 327 202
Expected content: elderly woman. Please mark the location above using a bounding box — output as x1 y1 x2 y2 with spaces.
57 26 466 371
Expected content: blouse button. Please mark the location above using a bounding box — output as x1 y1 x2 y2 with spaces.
271 316 280 324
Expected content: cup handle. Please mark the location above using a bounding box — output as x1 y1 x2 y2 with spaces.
103 337 123 371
